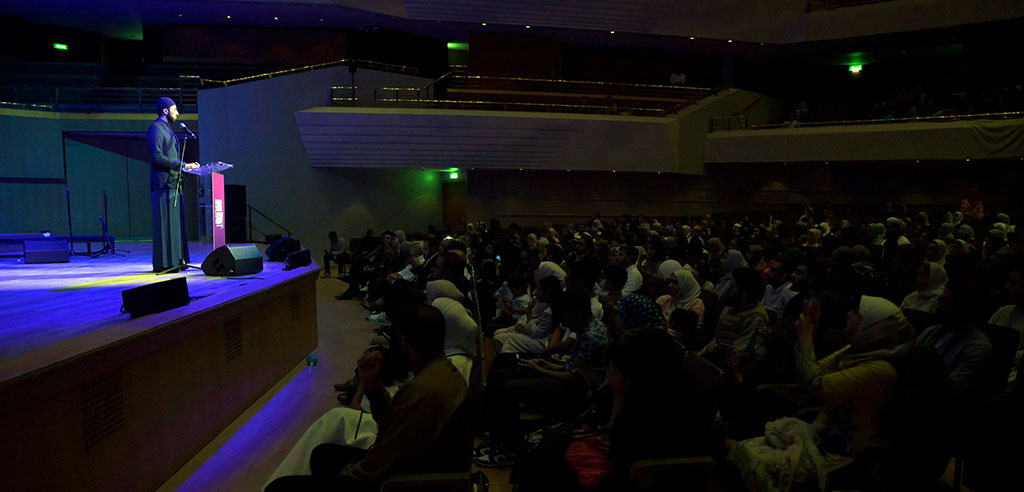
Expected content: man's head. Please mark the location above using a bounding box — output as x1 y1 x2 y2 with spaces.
725 267 765 309
567 257 601 292
381 230 396 245
551 290 594 332
544 244 564 265
424 235 441 256
617 245 639 268
156 97 178 122
601 265 627 293
328 231 339 242
398 305 446 363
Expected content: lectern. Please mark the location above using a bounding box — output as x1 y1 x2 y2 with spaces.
185 161 235 249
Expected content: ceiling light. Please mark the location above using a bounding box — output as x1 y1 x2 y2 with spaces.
481 22 487 26
689 36 695 40
320 18 325 22
525 25 531 29
178 14 182 17
226 15 231 19
274 17 279 20
727 39 733 43
609 31 615 34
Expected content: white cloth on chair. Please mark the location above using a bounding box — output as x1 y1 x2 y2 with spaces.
263 406 379 490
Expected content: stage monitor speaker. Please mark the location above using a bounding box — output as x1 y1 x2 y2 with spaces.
202 243 264 276
225 184 247 243
24 240 70 264
285 248 312 270
122 277 189 319
266 236 301 262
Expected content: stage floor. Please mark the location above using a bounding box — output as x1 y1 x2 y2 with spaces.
0 241 288 372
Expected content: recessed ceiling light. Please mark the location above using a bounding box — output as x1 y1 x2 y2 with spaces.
481 22 487 26
178 14 182 17
689 36 695 40
274 16 279 20
609 30 615 34
226 15 231 19
525 25 531 29
320 18 325 22
728 39 733 43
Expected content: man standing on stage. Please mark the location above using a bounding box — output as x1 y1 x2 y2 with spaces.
147 97 199 272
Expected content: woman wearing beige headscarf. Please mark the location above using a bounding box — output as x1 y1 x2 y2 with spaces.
656 269 705 338
900 262 947 313
731 296 916 483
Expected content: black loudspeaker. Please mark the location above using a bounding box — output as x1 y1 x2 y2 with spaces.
24 240 70 264
266 236 301 262
201 243 264 276
285 248 312 270
224 184 247 243
122 277 189 319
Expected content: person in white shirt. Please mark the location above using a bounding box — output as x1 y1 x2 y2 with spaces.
761 260 799 320
617 245 642 297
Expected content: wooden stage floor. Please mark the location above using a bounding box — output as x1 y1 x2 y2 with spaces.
0 241 304 375
0 241 321 492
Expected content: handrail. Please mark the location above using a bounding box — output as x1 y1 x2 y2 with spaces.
330 92 672 117
247 205 292 242
421 71 453 90
454 74 711 93
202 58 421 87
746 109 1024 130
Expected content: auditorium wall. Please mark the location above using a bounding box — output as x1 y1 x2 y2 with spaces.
0 110 199 240
198 66 442 250
466 161 1021 227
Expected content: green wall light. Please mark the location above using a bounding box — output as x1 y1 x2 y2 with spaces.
849 65 863 74
446 42 469 51
53 43 69 51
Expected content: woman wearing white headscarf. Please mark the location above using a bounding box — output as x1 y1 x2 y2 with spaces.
535 261 566 287
656 269 705 337
926 239 948 266
900 262 948 313
784 296 913 468
802 228 823 248
715 250 749 299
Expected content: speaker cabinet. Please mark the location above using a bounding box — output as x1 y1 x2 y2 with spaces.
24 240 70 264
265 236 301 262
121 277 189 319
201 244 264 276
285 248 312 270
224 184 247 243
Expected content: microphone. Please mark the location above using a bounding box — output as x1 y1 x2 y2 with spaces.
179 122 198 139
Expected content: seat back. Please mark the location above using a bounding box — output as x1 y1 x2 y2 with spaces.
978 323 1020 394
683 351 724 454
349 237 363 258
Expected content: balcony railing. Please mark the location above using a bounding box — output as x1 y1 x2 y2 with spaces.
711 110 1024 132
0 83 198 113
329 86 674 116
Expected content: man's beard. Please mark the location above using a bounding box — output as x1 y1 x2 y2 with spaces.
167 113 177 123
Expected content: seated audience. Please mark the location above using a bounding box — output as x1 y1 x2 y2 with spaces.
267 305 468 492
728 295 915 488
476 291 610 467
655 268 705 339
914 281 994 390
322 230 349 278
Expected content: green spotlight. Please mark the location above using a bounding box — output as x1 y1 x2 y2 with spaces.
446 42 469 51
849 65 863 74
53 43 69 51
